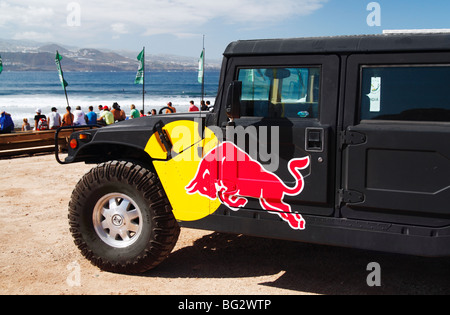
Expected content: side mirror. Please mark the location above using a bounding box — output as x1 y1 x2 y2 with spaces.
226 81 242 119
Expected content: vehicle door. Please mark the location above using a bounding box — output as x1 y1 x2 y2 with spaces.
341 52 450 227
218 54 340 218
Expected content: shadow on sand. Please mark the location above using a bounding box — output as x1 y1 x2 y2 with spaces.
143 231 450 295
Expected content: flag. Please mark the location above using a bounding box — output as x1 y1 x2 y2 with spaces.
0 54 3 74
198 50 204 84
55 51 68 89
135 48 145 85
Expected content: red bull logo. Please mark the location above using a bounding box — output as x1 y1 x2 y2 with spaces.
186 141 310 230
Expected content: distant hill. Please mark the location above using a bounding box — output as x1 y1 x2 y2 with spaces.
0 39 221 72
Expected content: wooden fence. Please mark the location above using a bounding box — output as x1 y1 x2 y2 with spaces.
0 128 83 158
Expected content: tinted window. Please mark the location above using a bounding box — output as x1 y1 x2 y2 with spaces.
361 66 450 122
238 67 320 118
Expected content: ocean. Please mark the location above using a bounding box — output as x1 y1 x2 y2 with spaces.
0 71 220 127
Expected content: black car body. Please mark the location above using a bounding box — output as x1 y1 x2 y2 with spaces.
61 33 450 273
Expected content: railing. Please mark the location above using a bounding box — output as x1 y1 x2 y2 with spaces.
0 126 97 159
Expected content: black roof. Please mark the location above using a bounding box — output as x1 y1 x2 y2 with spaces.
224 33 450 56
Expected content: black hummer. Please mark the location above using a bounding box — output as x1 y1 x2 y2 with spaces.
59 33 450 274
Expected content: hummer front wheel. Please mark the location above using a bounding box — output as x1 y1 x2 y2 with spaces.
68 161 180 274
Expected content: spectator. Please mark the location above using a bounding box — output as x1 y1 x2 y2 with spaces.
130 104 140 119
0 111 14 134
22 118 31 132
48 107 61 130
98 106 114 125
86 106 97 125
188 100 200 112
62 106 74 127
73 106 87 126
200 100 208 111
151 109 157 116
34 108 47 130
111 102 126 122
206 100 214 112
98 105 104 116
165 102 176 114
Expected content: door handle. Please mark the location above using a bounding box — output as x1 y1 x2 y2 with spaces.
306 128 324 152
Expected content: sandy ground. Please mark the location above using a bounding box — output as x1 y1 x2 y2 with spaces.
1 154 450 296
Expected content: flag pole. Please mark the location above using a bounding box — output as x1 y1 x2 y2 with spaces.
64 83 70 108
56 50 70 107
142 46 145 113
135 47 145 111
201 35 205 102
0 54 3 75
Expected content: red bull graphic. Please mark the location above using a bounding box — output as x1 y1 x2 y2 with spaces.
186 141 310 230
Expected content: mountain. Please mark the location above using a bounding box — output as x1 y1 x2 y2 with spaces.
0 39 221 72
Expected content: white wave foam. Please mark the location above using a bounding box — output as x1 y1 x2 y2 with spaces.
0 94 216 127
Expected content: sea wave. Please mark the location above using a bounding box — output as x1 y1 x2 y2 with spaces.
0 94 215 127
0 70 219 127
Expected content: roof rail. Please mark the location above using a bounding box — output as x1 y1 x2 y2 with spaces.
383 29 450 34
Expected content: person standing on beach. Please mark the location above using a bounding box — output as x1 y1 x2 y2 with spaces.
48 107 61 130
0 111 14 134
62 106 74 127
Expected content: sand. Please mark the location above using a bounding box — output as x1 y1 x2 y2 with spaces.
1 154 450 296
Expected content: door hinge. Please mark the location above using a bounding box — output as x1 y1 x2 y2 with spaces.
340 130 366 149
339 189 365 204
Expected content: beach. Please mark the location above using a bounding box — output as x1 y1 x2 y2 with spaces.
1 154 450 295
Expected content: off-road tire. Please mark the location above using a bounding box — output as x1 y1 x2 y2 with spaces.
68 160 180 274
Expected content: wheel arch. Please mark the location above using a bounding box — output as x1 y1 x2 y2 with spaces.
71 142 155 169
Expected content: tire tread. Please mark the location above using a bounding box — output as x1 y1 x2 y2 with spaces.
68 160 180 274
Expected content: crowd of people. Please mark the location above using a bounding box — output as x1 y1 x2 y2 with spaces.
0 100 213 134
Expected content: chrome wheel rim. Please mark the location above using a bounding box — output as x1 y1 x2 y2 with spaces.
93 193 143 248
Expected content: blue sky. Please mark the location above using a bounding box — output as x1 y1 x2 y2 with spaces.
1 0 450 60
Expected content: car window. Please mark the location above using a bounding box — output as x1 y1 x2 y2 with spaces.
361 65 450 122
238 67 320 119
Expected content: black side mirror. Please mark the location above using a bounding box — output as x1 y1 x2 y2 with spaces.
226 81 242 119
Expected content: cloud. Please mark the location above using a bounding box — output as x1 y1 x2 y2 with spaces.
13 31 54 42
111 23 128 35
0 1 55 27
85 0 328 35
0 0 327 46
